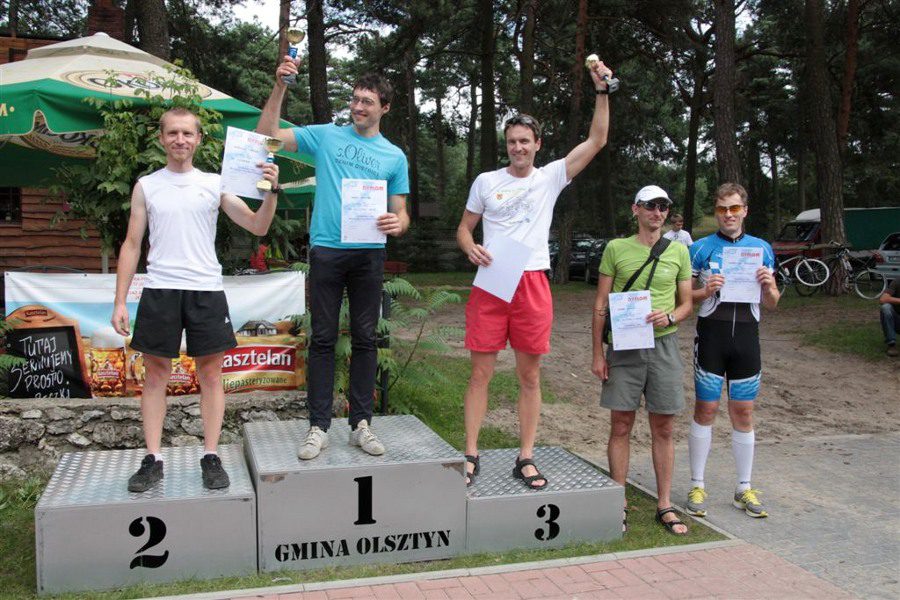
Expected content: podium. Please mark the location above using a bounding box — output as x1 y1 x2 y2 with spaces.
34 445 256 595
465 447 623 553
244 415 467 571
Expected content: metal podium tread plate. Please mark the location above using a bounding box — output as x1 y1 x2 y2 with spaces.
245 415 460 474
37 445 254 508
468 447 617 498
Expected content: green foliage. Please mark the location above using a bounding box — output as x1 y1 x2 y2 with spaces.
49 65 225 253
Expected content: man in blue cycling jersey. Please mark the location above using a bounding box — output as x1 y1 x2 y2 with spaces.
685 183 780 518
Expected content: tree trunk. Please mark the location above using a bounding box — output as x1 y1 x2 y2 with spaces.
770 140 781 236
599 146 615 238
478 0 497 172
712 0 741 184
837 0 860 161
553 0 588 284
466 73 479 184
135 0 169 61
805 0 847 294
123 0 136 44
684 79 703 232
745 122 769 237
307 0 331 123
278 0 291 58
9 0 18 36
434 90 446 202
405 49 420 222
519 0 537 114
797 148 807 212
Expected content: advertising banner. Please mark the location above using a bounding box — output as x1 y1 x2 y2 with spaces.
4 271 305 398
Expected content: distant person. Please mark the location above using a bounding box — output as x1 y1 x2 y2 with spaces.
663 213 693 247
880 279 900 357
458 58 613 489
684 183 779 519
113 107 281 492
591 184 693 535
257 53 410 460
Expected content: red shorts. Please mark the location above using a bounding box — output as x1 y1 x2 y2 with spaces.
465 270 553 355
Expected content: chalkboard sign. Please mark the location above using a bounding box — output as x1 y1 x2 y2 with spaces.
5 305 91 399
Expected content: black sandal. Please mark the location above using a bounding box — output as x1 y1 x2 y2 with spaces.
513 456 548 490
465 454 480 487
655 507 688 536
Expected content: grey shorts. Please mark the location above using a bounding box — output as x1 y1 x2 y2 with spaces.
599 332 685 415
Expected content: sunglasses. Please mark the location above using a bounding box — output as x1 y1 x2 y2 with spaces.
715 204 745 216
636 200 671 212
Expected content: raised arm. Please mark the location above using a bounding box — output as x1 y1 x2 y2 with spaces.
111 183 148 335
256 56 304 152
564 60 613 181
220 162 280 236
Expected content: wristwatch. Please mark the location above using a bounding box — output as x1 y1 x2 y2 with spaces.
666 313 676 326
269 184 282 194
595 86 610 95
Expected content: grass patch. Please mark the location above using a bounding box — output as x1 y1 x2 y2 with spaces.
0 475 721 600
803 321 887 361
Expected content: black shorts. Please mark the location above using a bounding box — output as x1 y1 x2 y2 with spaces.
131 289 237 358
693 317 761 402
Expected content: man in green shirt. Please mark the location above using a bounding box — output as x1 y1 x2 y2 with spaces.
591 185 693 535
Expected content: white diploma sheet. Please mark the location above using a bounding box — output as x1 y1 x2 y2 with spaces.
220 126 269 200
719 246 763 303
341 178 387 244
472 235 532 303
609 290 655 351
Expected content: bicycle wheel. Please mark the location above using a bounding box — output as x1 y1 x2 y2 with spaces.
853 268 886 300
794 279 821 296
774 268 788 295
795 258 829 287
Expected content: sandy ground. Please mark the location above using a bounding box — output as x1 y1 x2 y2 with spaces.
417 284 900 467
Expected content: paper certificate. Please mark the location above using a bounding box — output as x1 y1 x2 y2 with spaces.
472 235 532 303
220 127 269 200
609 291 655 351
719 246 763 303
341 179 387 244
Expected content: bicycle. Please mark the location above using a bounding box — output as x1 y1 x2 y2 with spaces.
820 242 887 300
774 251 830 296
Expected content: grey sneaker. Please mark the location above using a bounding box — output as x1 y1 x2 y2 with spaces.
686 486 708 517
349 420 385 456
128 454 163 492
733 488 768 518
297 426 328 460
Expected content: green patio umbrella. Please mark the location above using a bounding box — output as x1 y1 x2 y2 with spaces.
0 32 314 209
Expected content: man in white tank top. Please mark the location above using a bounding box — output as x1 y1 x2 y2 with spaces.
111 108 281 492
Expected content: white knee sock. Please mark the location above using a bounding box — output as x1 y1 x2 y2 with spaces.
732 429 755 492
689 421 712 488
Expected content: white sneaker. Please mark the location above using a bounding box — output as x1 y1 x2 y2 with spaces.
297 426 328 460
349 420 385 456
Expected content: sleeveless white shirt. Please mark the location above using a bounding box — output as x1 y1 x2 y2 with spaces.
139 168 223 290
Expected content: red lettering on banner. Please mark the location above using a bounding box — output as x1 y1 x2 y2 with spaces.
222 345 295 374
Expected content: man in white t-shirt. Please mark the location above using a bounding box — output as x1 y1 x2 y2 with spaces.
111 107 281 493
663 213 693 247
457 58 613 489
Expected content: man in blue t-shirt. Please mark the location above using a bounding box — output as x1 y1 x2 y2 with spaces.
684 183 780 519
258 55 410 460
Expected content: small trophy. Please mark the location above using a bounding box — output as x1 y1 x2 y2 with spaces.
257 137 283 192
282 28 306 86
585 53 620 93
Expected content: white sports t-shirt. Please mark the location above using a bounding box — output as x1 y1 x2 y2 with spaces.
663 228 693 247
465 159 570 271
139 167 223 290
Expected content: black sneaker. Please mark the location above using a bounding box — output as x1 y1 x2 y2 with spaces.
128 454 163 492
200 454 230 490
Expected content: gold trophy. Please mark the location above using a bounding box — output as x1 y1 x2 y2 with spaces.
585 53 619 93
282 28 306 86
257 137 283 192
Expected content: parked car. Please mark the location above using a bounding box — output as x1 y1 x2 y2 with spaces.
873 232 900 283
583 239 609 284
549 236 599 278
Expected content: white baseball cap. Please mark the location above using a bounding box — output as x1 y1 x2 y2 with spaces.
634 185 671 204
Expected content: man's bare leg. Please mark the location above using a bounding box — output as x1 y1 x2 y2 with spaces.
195 352 226 452
140 354 172 455
464 351 497 483
514 350 544 484
649 411 687 534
